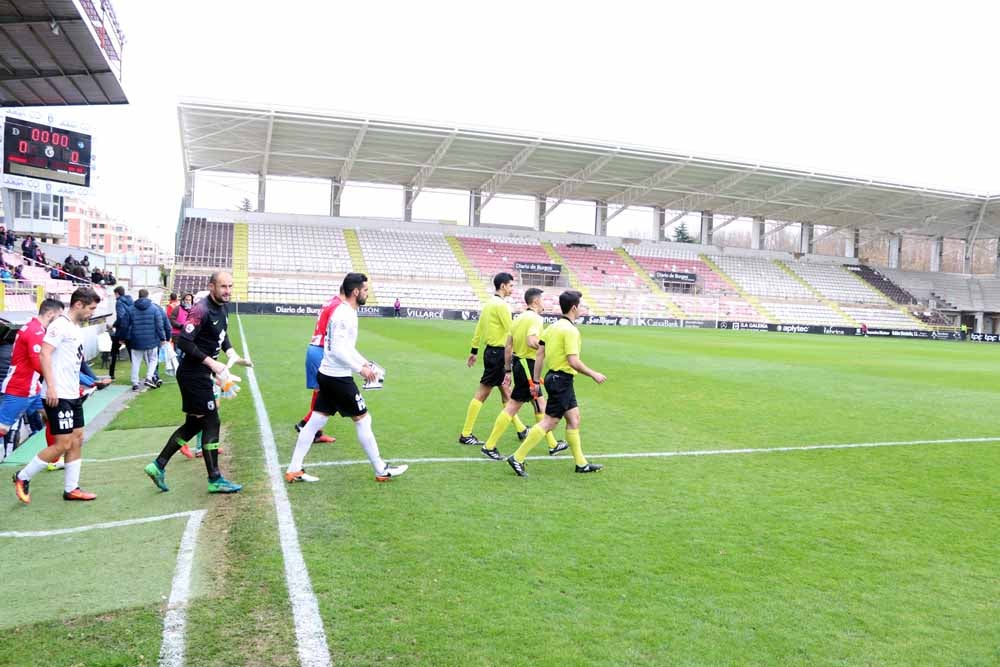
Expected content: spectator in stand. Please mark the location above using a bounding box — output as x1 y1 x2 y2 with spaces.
20 236 32 265
109 286 133 381
394 297 401 317
72 264 87 284
0 265 11 285
12 265 24 283
50 263 62 280
91 267 104 284
81 255 90 268
4 230 14 251
104 270 116 285
34 248 45 266
128 288 167 391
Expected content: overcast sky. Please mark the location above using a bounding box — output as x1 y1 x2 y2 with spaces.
53 0 1000 248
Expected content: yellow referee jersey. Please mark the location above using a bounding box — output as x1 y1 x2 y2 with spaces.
511 310 544 360
470 295 512 351
539 317 581 375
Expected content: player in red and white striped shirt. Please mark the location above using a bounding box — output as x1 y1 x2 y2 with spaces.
0 299 64 443
293 292 342 444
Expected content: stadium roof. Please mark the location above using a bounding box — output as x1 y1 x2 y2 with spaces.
178 98 1000 241
0 0 126 105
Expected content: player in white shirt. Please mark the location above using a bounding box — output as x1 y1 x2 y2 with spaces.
13 288 101 504
285 272 407 483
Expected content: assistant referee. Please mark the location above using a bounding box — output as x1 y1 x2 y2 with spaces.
457 272 529 445
507 290 606 477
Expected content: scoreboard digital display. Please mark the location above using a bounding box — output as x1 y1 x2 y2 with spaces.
2 116 92 189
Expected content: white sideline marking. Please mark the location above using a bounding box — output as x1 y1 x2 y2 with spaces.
0 509 203 538
82 452 159 463
159 510 206 667
237 314 332 667
290 436 1000 469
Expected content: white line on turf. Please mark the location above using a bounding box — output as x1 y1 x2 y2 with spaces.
82 452 160 463
236 313 332 667
288 436 1000 469
159 510 206 667
0 510 204 538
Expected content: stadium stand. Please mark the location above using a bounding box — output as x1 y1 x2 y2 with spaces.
840 307 925 329
177 217 234 267
623 243 731 294
167 214 964 329
456 234 552 279
554 244 639 289
783 261 888 304
712 256 815 300
173 273 211 296
761 301 851 326
248 224 352 274
847 265 918 305
357 229 465 280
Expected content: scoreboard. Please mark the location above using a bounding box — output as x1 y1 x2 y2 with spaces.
1 112 92 196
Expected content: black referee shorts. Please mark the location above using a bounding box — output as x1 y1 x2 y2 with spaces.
177 365 218 415
479 346 506 387
314 373 368 418
510 356 541 404
543 371 577 418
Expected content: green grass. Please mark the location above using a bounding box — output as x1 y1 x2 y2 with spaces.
2 317 999 665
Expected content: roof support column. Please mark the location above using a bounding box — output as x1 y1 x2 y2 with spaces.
183 171 196 209
888 234 902 269
963 240 974 274
329 178 342 217
654 206 666 242
799 222 814 254
257 173 266 213
845 228 860 259
536 195 548 232
468 190 482 227
930 236 943 272
976 311 985 333
403 185 414 222
594 200 607 236
995 240 1000 277
751 216 764 250
699 211 714 245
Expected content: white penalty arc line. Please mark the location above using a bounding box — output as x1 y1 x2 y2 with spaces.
82 452 160 464
237 313 332 667
289 436 1000 469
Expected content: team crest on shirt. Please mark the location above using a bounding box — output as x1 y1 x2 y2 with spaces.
185 323 195 333
32 344 41 353
207 400 215 411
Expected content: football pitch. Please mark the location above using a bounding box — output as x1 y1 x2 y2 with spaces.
2 316 999 666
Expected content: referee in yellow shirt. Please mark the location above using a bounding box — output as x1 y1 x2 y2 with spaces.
458 272 530 445
479 288 569 460
507 290 606 476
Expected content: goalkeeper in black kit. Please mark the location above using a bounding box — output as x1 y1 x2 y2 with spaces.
143 271 253 494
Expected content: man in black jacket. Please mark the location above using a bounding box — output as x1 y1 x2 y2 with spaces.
109 286 133 380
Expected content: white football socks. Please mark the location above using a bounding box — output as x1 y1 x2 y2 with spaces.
354 414 386 475
288 413 328 473
63 459 81 492
18 455 48 482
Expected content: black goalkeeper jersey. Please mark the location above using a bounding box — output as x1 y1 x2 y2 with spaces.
178 296 232 368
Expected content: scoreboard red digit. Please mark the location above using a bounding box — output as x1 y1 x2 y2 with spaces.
2 116 92 188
